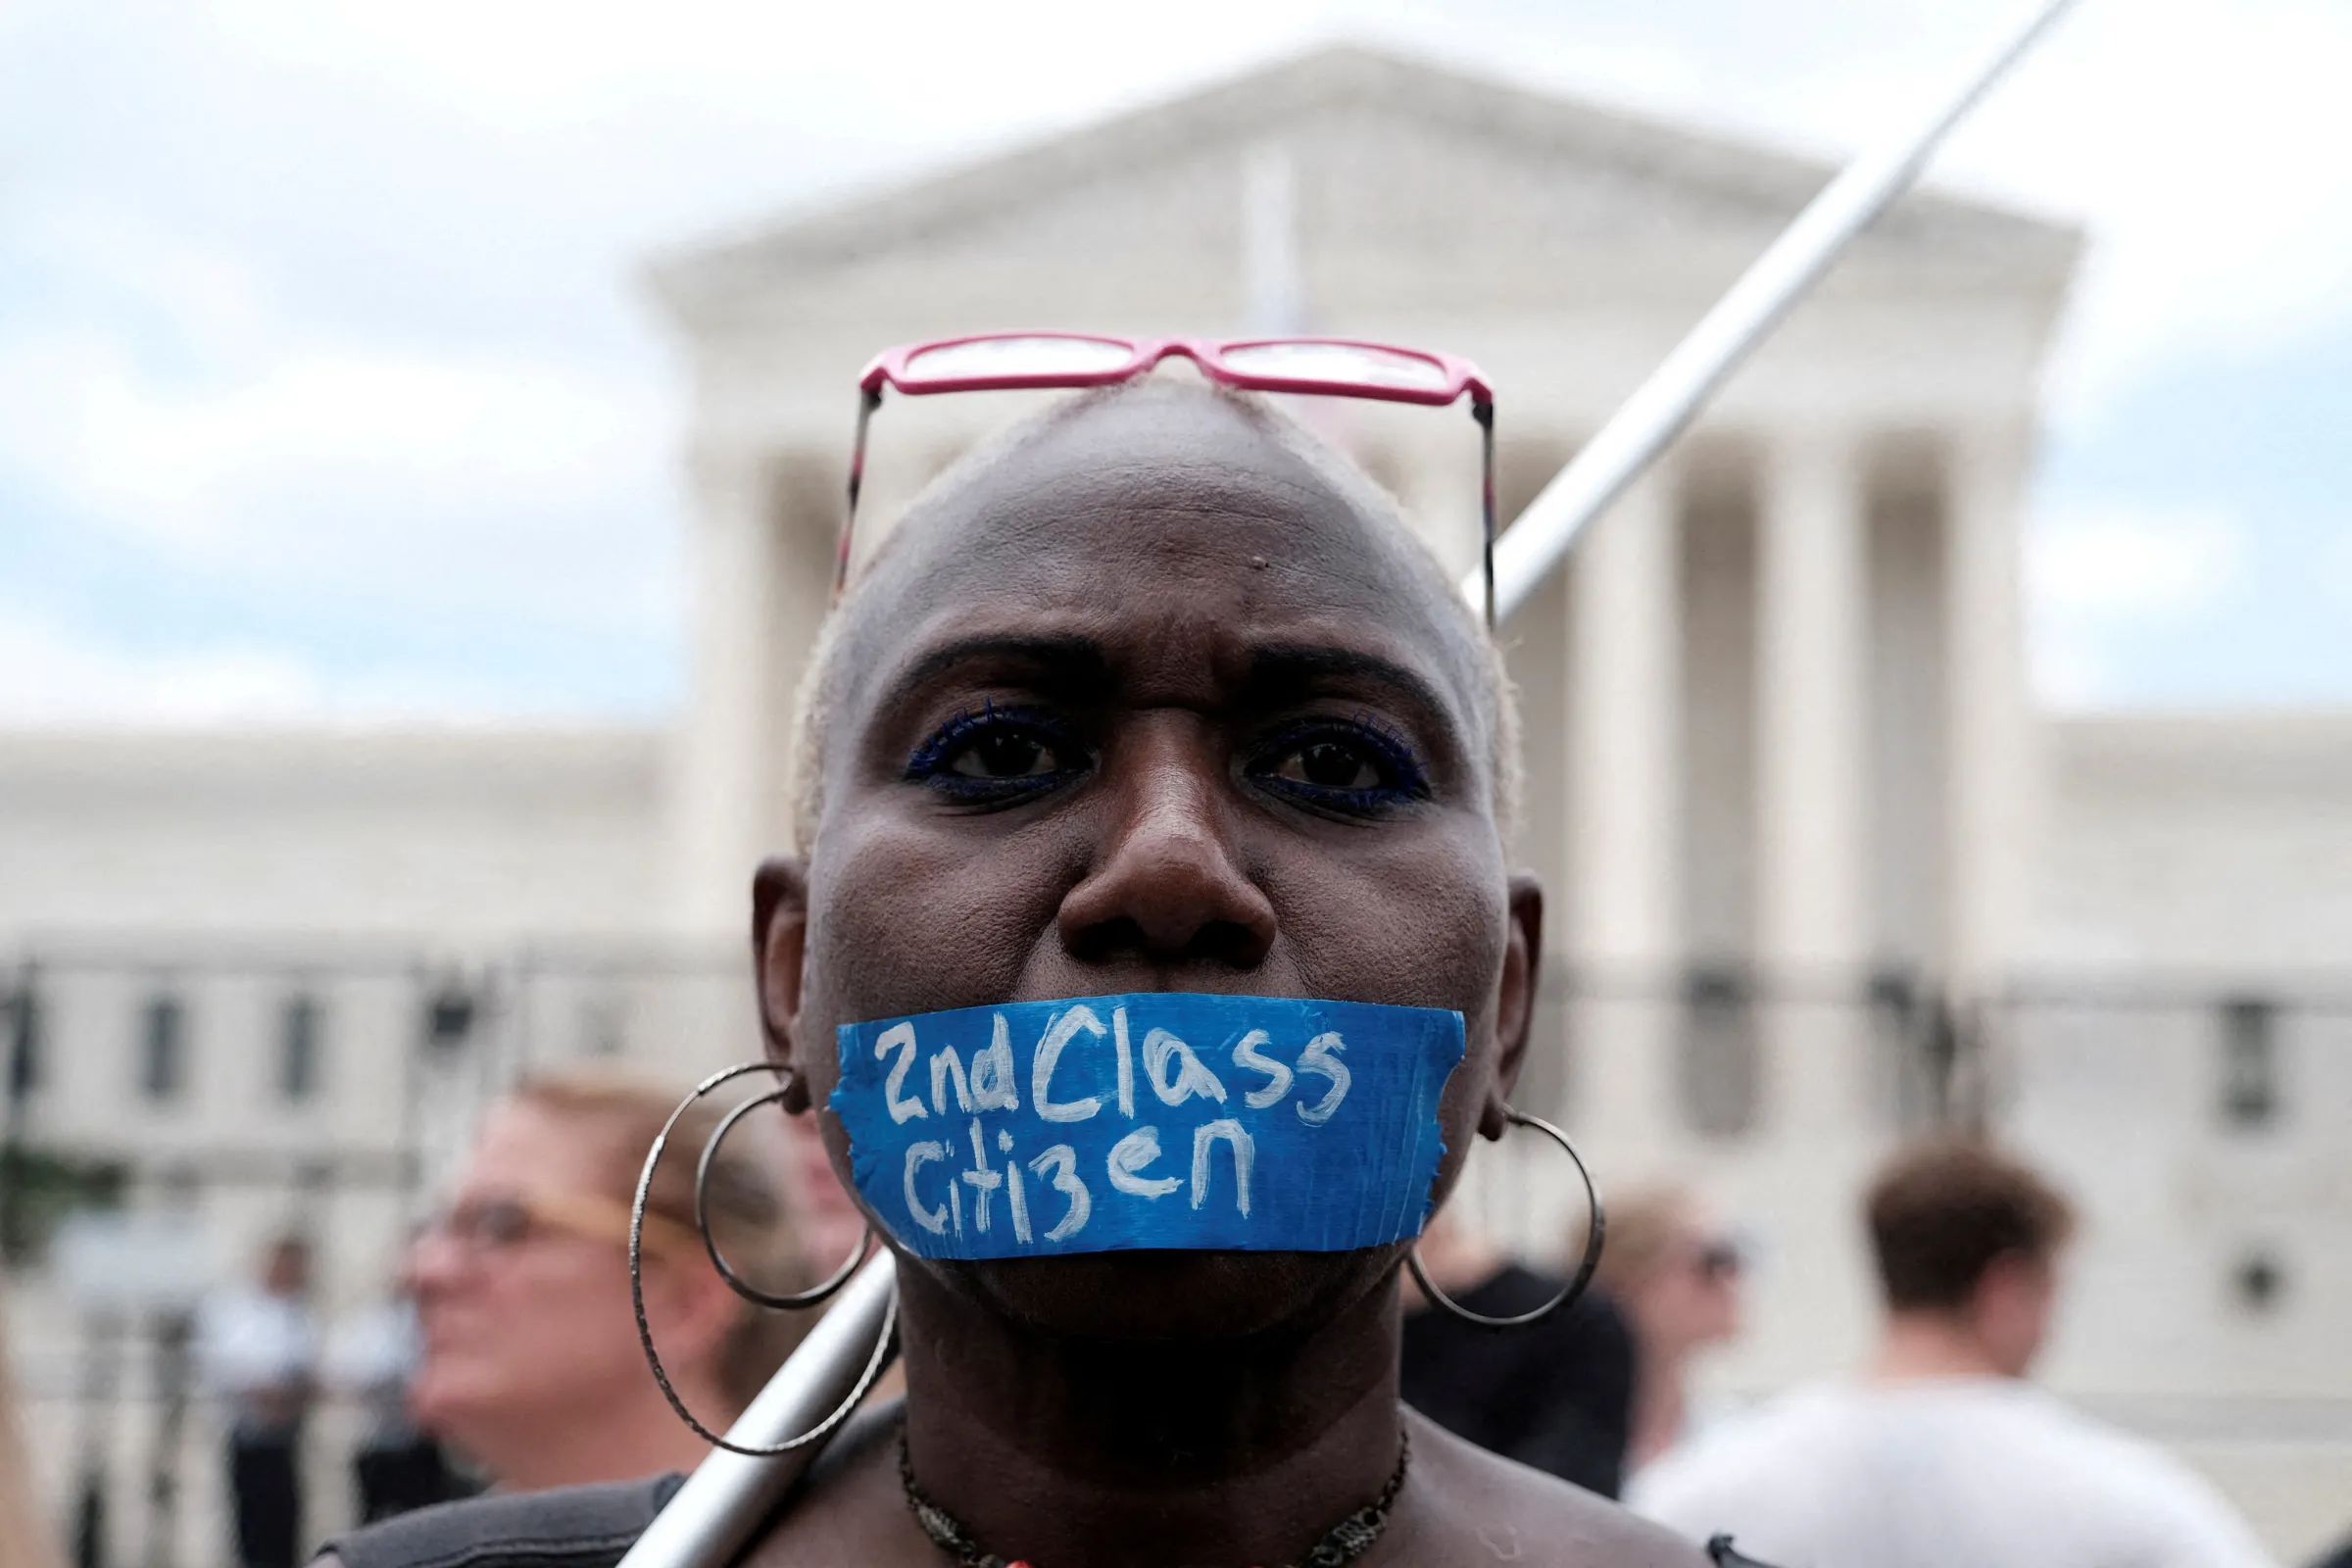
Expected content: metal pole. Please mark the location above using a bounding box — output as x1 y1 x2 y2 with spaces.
617 1252 898 1568
1465 0 2080 623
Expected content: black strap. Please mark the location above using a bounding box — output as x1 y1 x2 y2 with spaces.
321 1474 685 1568
1706 1534 1778 1567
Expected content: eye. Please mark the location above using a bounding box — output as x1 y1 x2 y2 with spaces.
951 727 1060 781
1248 717 1431 815
1278 739 1384 791
906 703 1090 803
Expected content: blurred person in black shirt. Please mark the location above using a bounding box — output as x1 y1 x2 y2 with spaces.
1400 1206 1637 1496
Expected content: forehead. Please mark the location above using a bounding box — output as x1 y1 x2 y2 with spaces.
465 1101 613 1198
837 387 1484 716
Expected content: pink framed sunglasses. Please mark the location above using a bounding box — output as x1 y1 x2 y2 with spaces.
839 332 1499 625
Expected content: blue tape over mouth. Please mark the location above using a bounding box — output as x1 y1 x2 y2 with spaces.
832 994 1464 1261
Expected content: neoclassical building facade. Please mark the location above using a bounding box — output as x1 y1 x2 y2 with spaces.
2 45 2346 1560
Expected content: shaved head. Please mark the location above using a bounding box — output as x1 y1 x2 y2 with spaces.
788 377 1518 857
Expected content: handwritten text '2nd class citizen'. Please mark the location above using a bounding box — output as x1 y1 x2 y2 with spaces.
869 1003 1353 1248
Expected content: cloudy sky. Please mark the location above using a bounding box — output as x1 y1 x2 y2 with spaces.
2 0 2347 724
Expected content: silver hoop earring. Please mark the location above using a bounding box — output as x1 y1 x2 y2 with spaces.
631 1060 897 1456
699 1078 874 1310
1406 1105 1605 1331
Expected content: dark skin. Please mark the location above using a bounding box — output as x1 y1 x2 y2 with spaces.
745 383 1706 1568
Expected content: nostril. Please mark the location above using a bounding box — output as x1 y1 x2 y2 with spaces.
1062 914 1271 969
1189 918 1270 969
1065 915 1151 965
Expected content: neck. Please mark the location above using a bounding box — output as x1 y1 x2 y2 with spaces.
480 1373 729 1493
898 1262 1406 1568
1871 1310 2012 1384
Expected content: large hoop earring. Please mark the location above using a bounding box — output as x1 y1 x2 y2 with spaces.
699 1079 874 1309
630 1060 898 1456
1406 1105 1605 1331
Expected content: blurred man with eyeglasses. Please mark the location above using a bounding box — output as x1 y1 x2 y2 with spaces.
403 1073 811 1492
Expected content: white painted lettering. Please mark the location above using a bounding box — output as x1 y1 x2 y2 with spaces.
1105 1126 1182 1199
1144 1029 1228 1107
1033 1005 1106 1122
1190 1119 1254 1216
999 1129 1033 1243
1296 1032 1351 1125
1029 1144 1092 1242
1230 1028 1293 1109
929 1048 973 1115
903 1141 950 1234
970 1015 1020 1111
959 1117 1003 1232
878 1022 927 1124
1111 1005 1137 1118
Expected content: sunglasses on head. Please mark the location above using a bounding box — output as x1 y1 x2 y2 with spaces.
840 333 1499 624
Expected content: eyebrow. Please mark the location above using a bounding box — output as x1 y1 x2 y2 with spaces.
873 634 1112 714
1245 643 1458 724
870 632 1467 743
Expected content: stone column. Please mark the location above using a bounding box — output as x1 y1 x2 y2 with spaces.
1943 421 2034 1003
1755 430 1868 1134
1564 466 1682 1161
666 443 833 936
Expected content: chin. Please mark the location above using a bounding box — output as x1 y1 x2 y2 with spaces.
933 1247 1396 1343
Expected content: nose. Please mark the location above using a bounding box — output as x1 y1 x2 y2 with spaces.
401 1224 466 1303
1055 717 1277 970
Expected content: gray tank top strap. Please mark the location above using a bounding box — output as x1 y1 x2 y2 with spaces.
321 1474 686 1568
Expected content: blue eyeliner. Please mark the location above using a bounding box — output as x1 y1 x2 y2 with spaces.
1247 712 1433 814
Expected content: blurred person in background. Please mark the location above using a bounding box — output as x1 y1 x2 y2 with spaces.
1631 1137 2275 1567
773 1104 870 1290
1399 1204 1637 1495
1 1283 63 1568
198 1234 319 1568
323 1270 467 1523
1597 1185 1745 1472
405 1071 812 1492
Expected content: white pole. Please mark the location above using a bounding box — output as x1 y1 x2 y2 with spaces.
1467 0 2080 623
618 1253 899 1568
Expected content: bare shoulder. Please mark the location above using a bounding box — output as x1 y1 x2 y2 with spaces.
1391 1411 1717 1568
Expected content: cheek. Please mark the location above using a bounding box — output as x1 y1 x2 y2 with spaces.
805 806 1073 1042
425 1255 638 1383
1263 817 1507 1013
1264 824 1507 1197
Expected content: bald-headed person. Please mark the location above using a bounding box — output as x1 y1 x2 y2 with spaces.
326 376 1765 1568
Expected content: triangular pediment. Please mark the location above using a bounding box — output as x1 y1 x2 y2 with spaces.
649 45 2077 328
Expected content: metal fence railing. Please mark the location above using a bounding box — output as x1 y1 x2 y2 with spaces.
4 943 2349 1566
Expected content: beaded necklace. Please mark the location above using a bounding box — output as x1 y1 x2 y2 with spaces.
899 1424 1410 1568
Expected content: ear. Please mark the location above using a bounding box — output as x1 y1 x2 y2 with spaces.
1481 872 1544 1141
752 857 813 1114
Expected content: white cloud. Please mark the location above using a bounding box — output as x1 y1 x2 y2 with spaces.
1930 0 2352 418
8 0 2351 719
0 611 516 727
2321 527 2352 610
0 324 677 633
2031 502 2246 620
2027 501 2249 706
